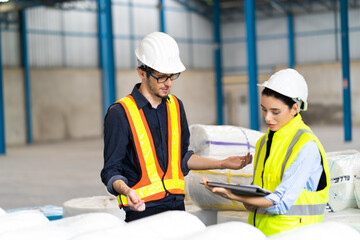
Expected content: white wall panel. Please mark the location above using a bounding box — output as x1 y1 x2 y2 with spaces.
222 21 245 39
257 17 286 36
112 4 130 35
166 11 189 39
257 39 288 67
27 7 62 31
63 10 97 33
114 39 132 69
133 5 159 36
295 12 335 32
296 35 336 64
1 30 21 67
223 42 246 69
65 36 98 68
28 34 63 67
192 43 213 69
191 13 212 39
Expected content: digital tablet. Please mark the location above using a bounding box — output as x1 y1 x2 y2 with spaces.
205 181 271 197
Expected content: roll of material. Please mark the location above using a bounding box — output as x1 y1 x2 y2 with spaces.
323 208 360 232
189 124 263 158
326 150 360 212
217 210 249 224
0 212 122 240
63 196 125 220
187 124 263 211
269 222 360 240
173 221 267 240
72 211 206 240
0 210 49 234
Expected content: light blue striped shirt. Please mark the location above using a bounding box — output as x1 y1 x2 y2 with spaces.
263 141 323 215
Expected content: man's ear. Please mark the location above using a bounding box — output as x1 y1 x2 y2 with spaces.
137 67 146 79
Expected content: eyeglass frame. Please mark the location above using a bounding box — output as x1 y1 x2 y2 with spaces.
145 71 181 84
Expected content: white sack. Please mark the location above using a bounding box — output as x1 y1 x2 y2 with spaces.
63 196 125 220
269 222 360 240
187 125 263 211
0 208 6 216
355 174 360 208
326 150 360 211
0 210 49 234
173 221 266 240
0 212 123 240
323 208 360 232
72 211 206 240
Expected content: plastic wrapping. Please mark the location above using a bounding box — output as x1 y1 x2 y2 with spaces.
186 124 263 210
72 211 206 240
63 196 125 220
326 150 360 212
354 174 360 209
269 222 360 240
0 210 49 234
0 212 122 240
323 208 360 232
0 208 6 216
173 221 267 240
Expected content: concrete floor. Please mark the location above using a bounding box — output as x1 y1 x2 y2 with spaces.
0 124 359 211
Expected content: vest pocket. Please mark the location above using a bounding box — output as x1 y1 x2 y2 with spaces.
265 214 302 235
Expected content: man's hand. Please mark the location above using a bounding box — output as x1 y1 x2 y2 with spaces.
221 152 253 170
125 189 146 211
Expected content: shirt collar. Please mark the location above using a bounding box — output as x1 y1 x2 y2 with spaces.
131 83 169 109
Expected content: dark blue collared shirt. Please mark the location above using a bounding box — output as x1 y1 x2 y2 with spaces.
101 83 194 210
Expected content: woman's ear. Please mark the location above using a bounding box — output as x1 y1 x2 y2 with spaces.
291 103 299 116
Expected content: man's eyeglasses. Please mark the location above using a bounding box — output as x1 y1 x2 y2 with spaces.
145 71 181 83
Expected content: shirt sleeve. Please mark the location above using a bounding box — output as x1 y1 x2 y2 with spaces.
263 141 323 215
100 104 130 196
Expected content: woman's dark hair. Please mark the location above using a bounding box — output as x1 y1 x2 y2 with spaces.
262 87 297 110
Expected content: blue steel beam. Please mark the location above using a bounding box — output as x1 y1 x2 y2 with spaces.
288 13 295 68
245 0 259 130
159 0 166 33
340 0 352 141
20 10 33 144
0 22 5 154
213 0 224 125
98 0 116 117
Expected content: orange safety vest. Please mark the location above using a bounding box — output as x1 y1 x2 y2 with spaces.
116 94 185 207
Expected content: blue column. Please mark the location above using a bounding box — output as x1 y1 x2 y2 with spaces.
340 0 352 141
287 13 295 68
245 0 259 130
98 0 116 117
0 22 5 154
20 10 33 144
159 0 166 33
213 0 224 125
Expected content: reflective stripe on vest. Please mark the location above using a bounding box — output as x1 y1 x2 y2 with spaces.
117 95 184 207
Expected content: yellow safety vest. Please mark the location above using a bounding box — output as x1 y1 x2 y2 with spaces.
249 114 330 236
116 94 185 207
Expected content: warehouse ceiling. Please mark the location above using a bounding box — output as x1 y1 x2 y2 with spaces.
175 0 360 22
0 0 85 13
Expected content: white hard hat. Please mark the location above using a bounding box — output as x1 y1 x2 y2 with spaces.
258 68 308 111
135 32 186 74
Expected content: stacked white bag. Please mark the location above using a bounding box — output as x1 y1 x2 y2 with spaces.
326 150 360 212
186 124 263 210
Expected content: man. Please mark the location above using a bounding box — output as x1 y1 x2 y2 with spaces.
101 32 252 222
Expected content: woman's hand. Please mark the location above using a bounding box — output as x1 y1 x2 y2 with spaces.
202 177 237 200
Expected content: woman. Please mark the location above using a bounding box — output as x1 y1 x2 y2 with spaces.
202 68 330 236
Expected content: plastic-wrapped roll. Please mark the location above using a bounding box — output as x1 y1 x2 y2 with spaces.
269 222 360 240
326 150 360 212
186 124 263 211
72 211 206 240
63 196 125 220
0 212 123 240
173 221 267 240
189 124 263 157
0 210 49 234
